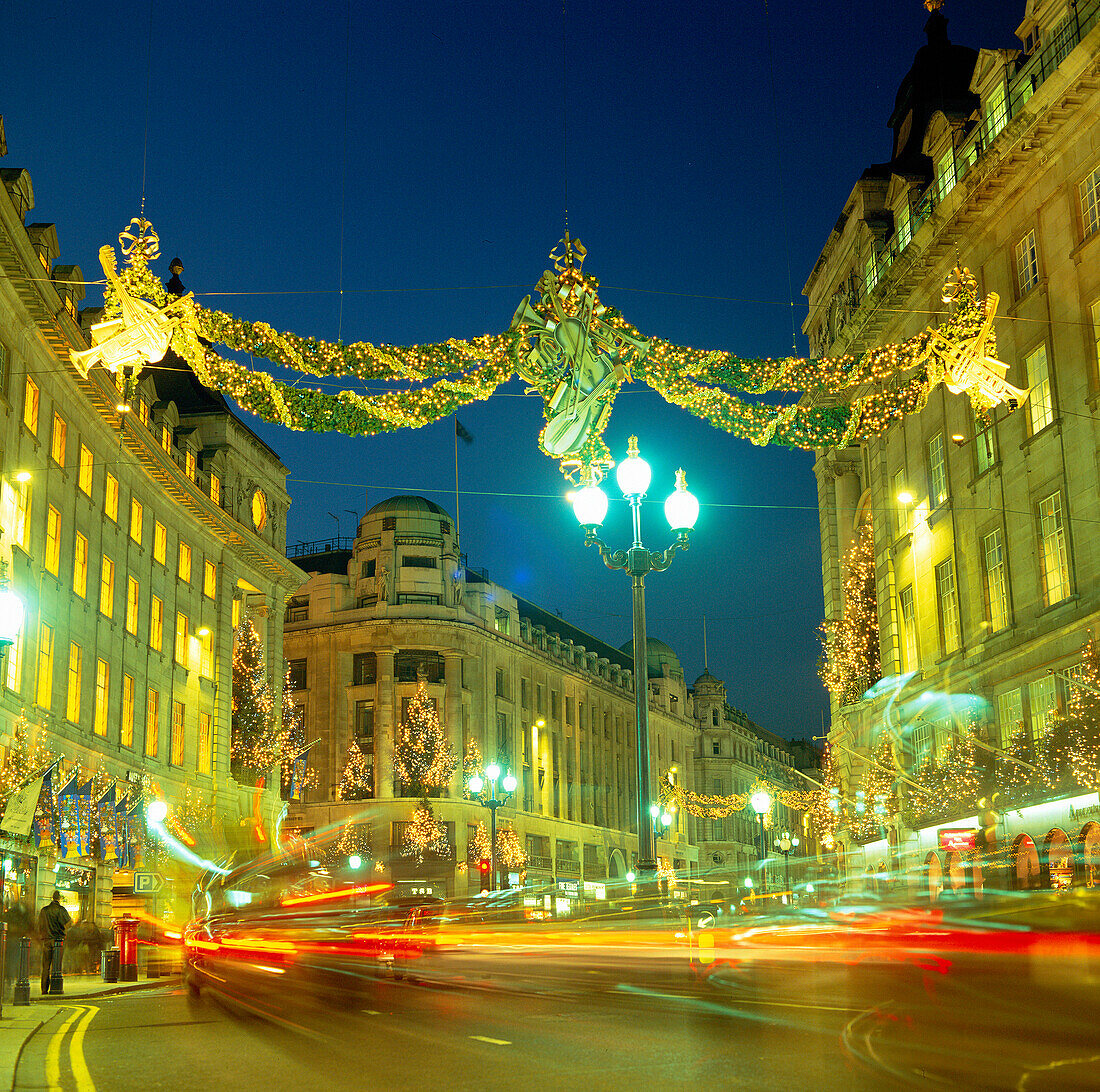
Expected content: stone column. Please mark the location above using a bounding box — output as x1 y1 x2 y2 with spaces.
376 650 396 800
444 651 463 798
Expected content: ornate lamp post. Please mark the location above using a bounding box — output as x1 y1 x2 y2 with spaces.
467 764 518 892
750 790 772 896
571 437 699 886
773 830 800 894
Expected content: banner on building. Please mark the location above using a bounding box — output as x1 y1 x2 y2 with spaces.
1 775 45 837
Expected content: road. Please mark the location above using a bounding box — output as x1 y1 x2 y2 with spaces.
15 957 1100 1090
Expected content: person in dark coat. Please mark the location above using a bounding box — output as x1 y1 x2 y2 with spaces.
38 891 71 994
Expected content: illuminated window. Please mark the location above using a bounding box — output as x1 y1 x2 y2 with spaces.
203 560 216 599
200 629 214 679
78 444 93 494
35 622 53 710
1015 230 1039 294
138 398 151 427
153 521 166 565
5 630 22 692
126 576 139 635
66 642 81 722
997 688 1023 749
252 490 268 532
12 481 30 549
23 376 38 435
1025 344 1053 434
984 82 1007 146
1091 298 1100 377
178 542 191 583
983 529 1009 633
50 412 66 466
900 583 918 670
1029 676 1057 744
198 711 212 775
130 499 143 544
105 473 119 522
150 595 163 652
1038 491 1071 606
160 424 172 454
171 701 185 765
94 659 109 737
45 505 61 576
209 473 221 506
184 449 197 481
145 688 159 758
175 612 189 665
975 410 996 474
1082 163 1100 238
73 533 88 598
121 674 135 747
936 147 956 203
894 197 911 251
99 555 114 618
928 433 947 507
232 598 241 630
936 558 961 655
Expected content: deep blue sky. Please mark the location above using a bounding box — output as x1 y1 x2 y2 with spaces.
2 1 1020 739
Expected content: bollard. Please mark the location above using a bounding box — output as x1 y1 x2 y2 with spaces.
13 936 30 1005
49 940 64 995
0 922 5 1019
117 915 138 982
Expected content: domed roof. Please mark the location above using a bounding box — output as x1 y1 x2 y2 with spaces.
619 637 683 680
692 669 724 693
366 495 451 519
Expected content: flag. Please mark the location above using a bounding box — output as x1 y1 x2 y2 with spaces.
455 419 473 443
1 774 45 837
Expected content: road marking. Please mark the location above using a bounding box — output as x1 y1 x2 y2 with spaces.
469 1035 511 1046
46 1007 86 1092
69 1004 99 1092
362 1010 382 1015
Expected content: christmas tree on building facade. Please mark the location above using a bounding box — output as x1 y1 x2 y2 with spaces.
231 614 277 780
394 683 457 797
278 661 318 800
338 741 373 801
1064 632 1100 790
402 801 449 863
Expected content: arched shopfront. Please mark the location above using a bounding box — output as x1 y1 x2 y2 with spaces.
1080 822 1100 888
1044 828 1074 890
924 851 943 902
1013 834 1040 890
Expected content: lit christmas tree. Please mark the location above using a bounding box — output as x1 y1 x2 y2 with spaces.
810 743 839 843
470 821 492 861
231 613 276 779
402 801 449 863
394 684 457 797
940 719 988 814
819 520 881 706
903 754 943 827
1064 632 1100 790
338 741 374 801
277 662 318 800
996 726 1034 806
0 713 57 813
851 733 898 842
462 737 483 799
495 824 527 873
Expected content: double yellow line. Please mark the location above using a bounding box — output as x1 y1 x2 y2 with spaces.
45 1004 98 1092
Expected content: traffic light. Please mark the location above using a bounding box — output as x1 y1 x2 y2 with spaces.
478 858 491 892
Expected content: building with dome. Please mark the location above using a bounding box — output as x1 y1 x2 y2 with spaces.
282 495 812 903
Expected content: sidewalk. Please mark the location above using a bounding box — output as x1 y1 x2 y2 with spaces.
0 974 180 1091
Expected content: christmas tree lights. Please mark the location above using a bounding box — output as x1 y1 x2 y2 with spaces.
393 684 457 798
338 741 374 802
402 802 449 863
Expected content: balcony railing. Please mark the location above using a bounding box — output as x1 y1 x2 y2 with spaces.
555 858 581 876
527 855 553 872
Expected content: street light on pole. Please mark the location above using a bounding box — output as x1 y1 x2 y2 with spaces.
773 830 800 894
571 437 699 891
467 764 517 892
750 790 772 896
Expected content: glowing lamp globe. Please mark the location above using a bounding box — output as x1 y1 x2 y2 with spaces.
661 812 672 827
0 586 24 647
146 799 168 824
615 437 652 497
484 763 501 782
348 854 362 870
649 803 660 819
572 483 608 528
750 790 772 815
626 871 636 883
664 469 699 532
502 773 518 793
468 775 484 794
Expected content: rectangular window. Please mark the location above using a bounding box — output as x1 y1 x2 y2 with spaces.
200 629 214 679
66 642 82 722
1038 491 1071 606
105 473 119 522
178 542 191 582
171 701 185 765
50 412 66 466
983 529 1009 633
130 499 143 545
894 198 911 251
997 688 1023 750
1029 676 1057 743
5 630 22 692
160 424 171 454
153 521 167 565
94 659 109 737
138 398 151 427
203 559 216 599
126 576 139 635
121 674 135 747
73 533 88 598
210 473 221 506
78 444 93 495
936 147 957 203
145 689 159 758
899 585 918 671
288 659 307 690
23 376 38 435
401 555 437 569
198 711 212 774
1015 230 1039 294
150 595 163 651
232 598 240 630
175 612 189 665
184 449 197 481
99 555 114 618
352 652 376 685
35 623 53 710
494 607 510 635
11 481 30 549
984 81 1007 146
1081 163 1100 238
496 668 506 698
45 505 61 576
928 433 947 507
1091 299 1100 377
355 699 374 739
0 342 7 397
936 557 961 655
975 412 996 474
1025 344 1053 434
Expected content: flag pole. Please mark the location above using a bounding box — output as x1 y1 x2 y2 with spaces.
453 414 461 550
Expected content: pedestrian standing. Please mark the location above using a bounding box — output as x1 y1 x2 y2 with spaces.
37 891 71 995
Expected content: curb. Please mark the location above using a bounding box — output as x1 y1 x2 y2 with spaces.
6 1009 56 1092
30 975 181 1002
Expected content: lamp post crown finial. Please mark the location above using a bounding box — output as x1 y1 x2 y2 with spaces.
626 435 640 459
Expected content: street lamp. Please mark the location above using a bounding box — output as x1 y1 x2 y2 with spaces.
571 436 699 887
467 763 517 892
750 790 772 896
773 830 800 894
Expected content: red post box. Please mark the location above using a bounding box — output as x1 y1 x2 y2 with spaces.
117 915 138 982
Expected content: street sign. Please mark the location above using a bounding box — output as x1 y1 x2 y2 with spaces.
133 871 163 895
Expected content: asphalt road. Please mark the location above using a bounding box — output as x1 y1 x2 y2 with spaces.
15 957 1100 1090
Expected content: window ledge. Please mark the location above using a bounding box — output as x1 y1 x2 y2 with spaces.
928 497 953 528
1019 416 1062 452
891 531 913 556
1038 593 1080 620
1069 228 1100 266
1086 389 1100 413
1007 276 1048 315
968 461 1001 491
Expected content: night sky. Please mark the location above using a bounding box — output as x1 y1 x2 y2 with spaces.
2 1 1020 740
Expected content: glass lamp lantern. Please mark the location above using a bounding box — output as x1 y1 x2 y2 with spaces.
0 585 24 648
615 436 652 497
664 469 699 532
572 482 609 528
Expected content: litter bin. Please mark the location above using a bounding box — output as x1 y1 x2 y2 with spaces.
101 947 119 983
